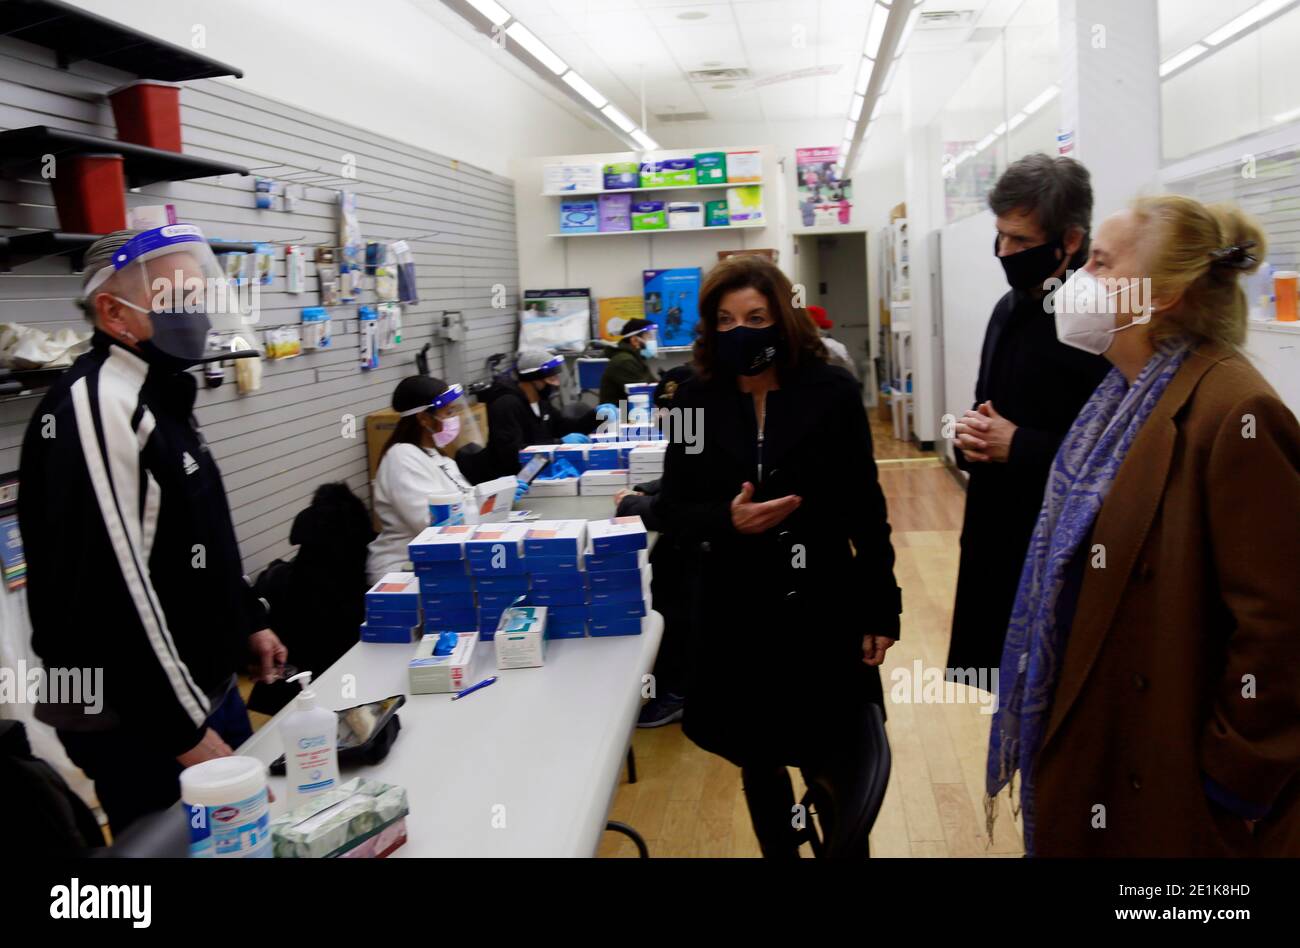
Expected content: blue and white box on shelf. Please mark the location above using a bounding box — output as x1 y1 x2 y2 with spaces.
587 516 649 554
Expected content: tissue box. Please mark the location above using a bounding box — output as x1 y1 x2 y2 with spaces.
409 525 475 563
587 516 648 553
408 631 478 694
544 162 601 193
467 523 529 574
271 778 409 858
560 198 599 234
360 621 420 644
495 606 548 669
631 201 667 230
695 151 727 184
528 477 579 497
365 572 421 617
603 161 639 190
726 150 762 182
598 192 632 232
523 520 587 561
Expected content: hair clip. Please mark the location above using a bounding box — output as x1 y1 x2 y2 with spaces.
1208 241 1258 270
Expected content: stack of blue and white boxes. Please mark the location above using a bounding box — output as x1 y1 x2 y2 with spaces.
585 517 650 636
408 517 651 640
360 572 422 643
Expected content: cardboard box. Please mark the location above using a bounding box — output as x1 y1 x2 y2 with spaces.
528 585 588 607
552 442 589 473
365 572 421 617
545 604 588 638
580 469 629 491
598 192 632 232
585 548 649 572
668 201 704 229
419 591 476 612
517 444 556 466
587 565 651 605
409 525 475 563
466 523 529 573
472 574 530 596
583 445 621 470
408 632 478 694
528 570 586 592
494 606 548 669
589 599 648 622
726 185 764 224
560 198 599 234
523 520 587 561
589 615 643 637
524 553 582 572
587 516 648 554
360 621 419 644
472 475 517 523
544 163 602 193
422 609 477 633
726 150 762 183
413 566 473 594
528 478 579 497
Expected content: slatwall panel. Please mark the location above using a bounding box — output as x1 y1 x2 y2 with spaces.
0 34 520 576
1167 145 1300 270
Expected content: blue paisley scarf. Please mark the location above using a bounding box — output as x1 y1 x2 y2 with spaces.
986 336 1194 854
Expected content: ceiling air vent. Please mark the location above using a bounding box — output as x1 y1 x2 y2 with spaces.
918 10 978 29
687 67 750 82
654 111 712 123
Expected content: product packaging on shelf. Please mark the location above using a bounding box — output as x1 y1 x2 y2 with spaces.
602 161 639 189
598 192 632 232
631 201 667 231
726 150 763 182
726 185 765 224
560 198 599 233
667 201 704 229
544 162 602 193
695 152 727 184
705 200 729 227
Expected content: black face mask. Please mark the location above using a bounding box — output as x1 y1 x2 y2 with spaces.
715 325 781 377
136 338 202 373
996 234 1066 291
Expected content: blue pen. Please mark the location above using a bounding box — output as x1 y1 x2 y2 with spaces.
453 676 498 701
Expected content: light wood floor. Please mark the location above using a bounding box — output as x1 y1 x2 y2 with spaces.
595 414 1026 858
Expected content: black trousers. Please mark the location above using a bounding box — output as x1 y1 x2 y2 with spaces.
58 685 254 838
741 760 870 860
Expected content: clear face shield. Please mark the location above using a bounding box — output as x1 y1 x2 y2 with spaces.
399 383 484 453
517 354 565 402
83 224 255 365
626 324 658 358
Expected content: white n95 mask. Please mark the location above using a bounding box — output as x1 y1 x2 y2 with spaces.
1051 268 1152 355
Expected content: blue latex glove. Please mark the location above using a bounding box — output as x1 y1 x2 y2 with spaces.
536 457 579 480
595 402 619 423
514 478 530 500
561 433 591 445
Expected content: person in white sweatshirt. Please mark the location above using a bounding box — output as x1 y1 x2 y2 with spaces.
367 375 503 583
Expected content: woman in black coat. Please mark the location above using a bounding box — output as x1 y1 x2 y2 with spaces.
656 255 902 858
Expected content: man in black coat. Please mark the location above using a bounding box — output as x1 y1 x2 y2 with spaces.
946 154 1110 681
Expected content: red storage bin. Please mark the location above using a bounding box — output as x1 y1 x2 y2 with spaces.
50 153 127 233
108 80 182 152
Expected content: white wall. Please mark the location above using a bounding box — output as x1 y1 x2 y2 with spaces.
69 0 613 176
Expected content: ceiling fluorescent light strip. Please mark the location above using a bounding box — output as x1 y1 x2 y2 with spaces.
562 70 607 109
1159 42 1208 77
464 0 511 26
601 104 636 134
505 22 566 75
1205 0 1294 45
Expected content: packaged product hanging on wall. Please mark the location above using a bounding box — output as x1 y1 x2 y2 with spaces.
265 326 303 360
393 240 419 304
301 306 332 350
338 190 365 303
286 244 306 294
375 243 399 301
378 302 402 350
358 305 379 370
231 336 262 394
254 243 275 286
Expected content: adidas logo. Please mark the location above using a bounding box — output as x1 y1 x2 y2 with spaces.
182 451 199 476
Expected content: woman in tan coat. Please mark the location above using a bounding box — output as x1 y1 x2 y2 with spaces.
988 195 1300 857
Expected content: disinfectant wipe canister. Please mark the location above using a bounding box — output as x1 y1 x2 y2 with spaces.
180 756 272 858
428 490 465 526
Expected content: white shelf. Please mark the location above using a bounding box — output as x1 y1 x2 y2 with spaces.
542 180 763 198
548 221 767 238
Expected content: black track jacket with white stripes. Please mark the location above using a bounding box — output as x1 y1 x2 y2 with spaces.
19 332 268 756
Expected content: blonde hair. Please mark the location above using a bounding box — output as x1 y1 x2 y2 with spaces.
1130 195 1266 348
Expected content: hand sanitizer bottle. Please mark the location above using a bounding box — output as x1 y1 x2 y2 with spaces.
280 671 339 809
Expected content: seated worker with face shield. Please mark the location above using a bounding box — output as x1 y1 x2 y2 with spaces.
17 225 286 837
457 347 589 484
598 317 660 406
367 375 520 583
